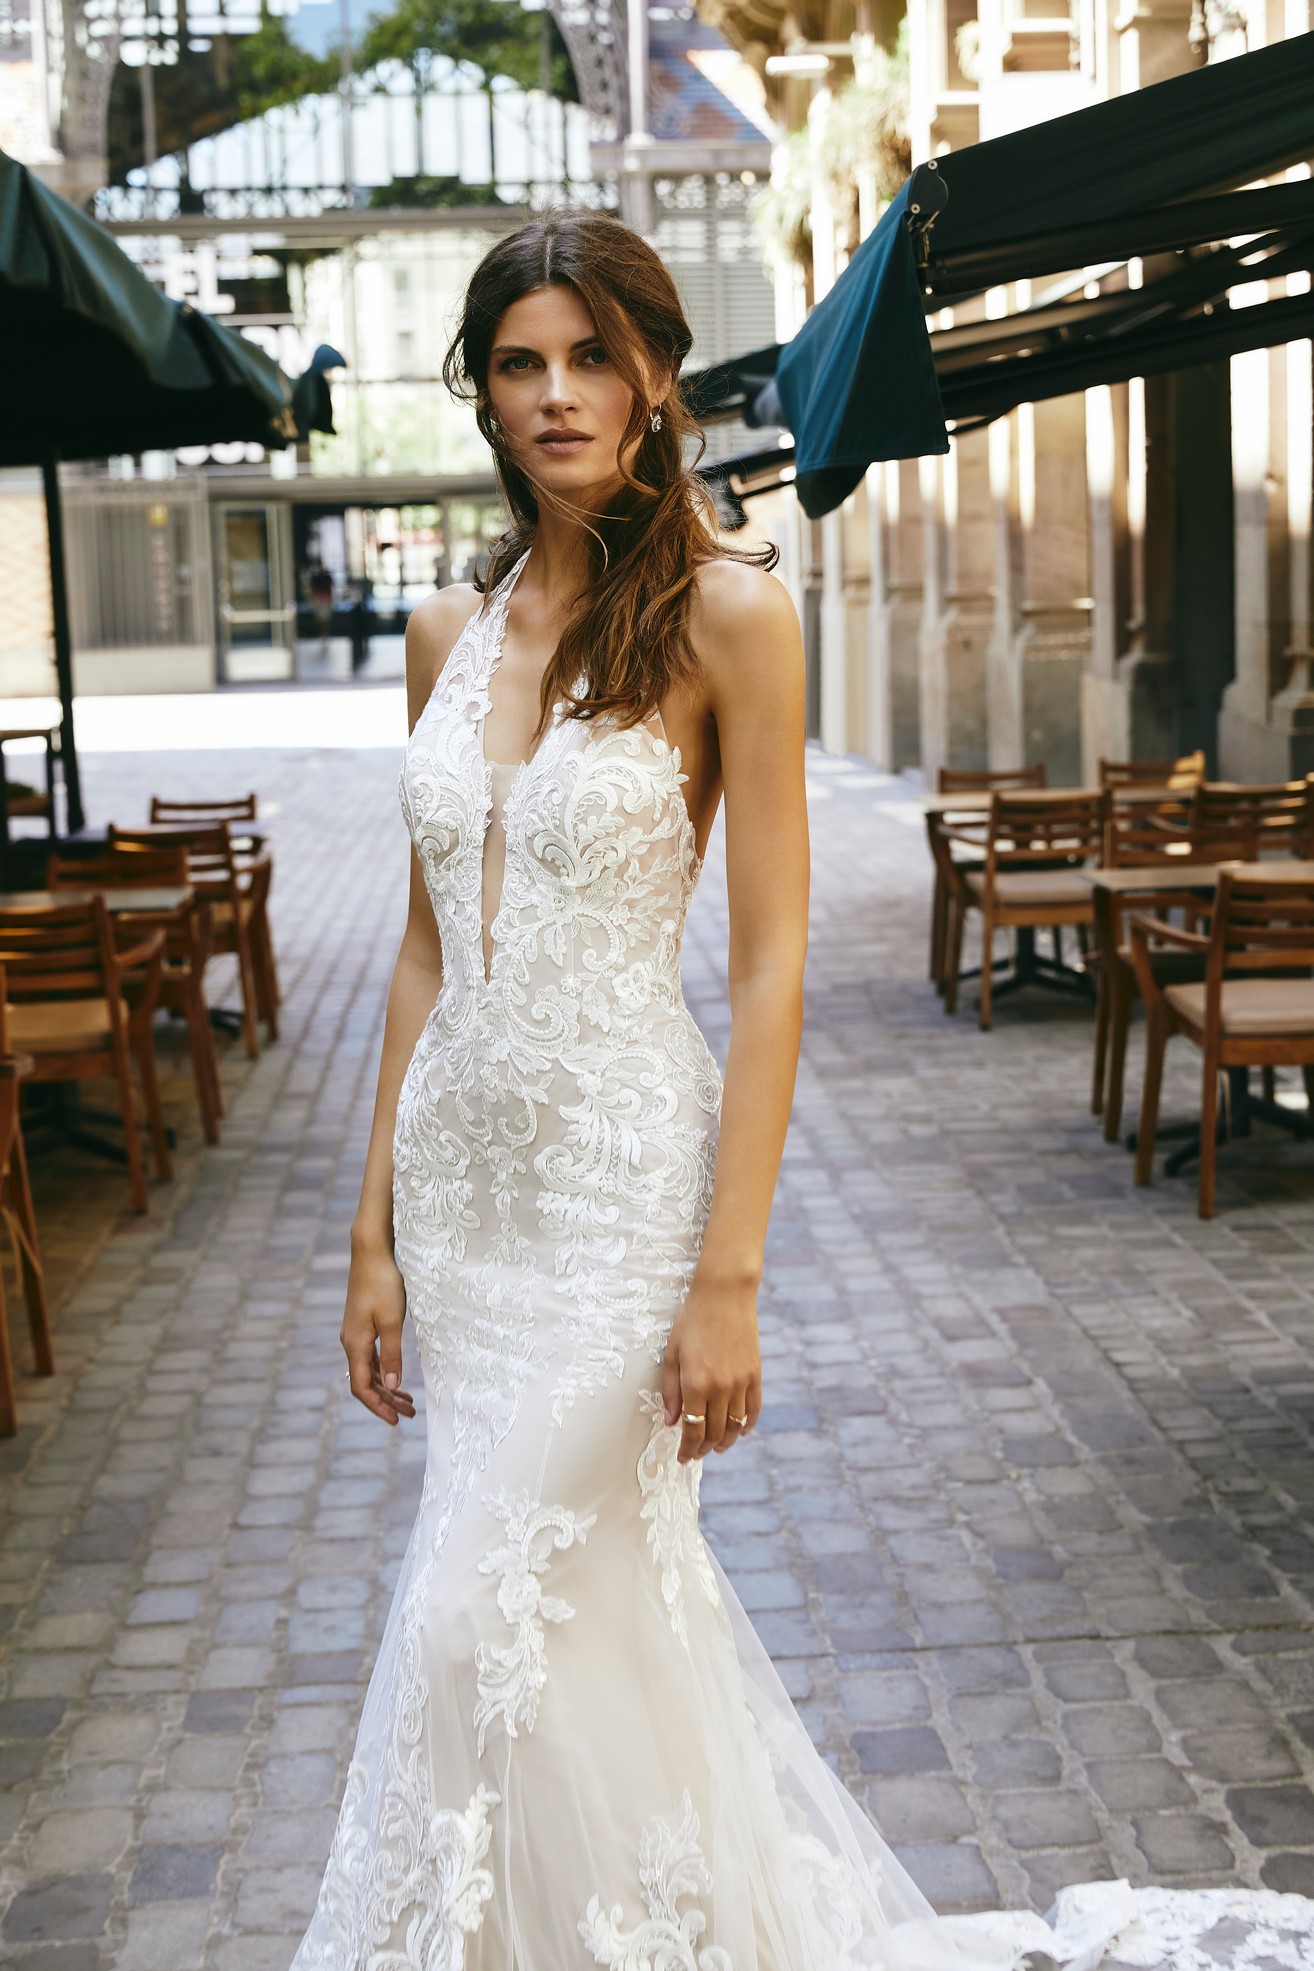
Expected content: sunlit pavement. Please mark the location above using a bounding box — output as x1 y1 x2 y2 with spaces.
1 709 1314 1967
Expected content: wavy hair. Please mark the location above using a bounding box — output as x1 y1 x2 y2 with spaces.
442 208 777 734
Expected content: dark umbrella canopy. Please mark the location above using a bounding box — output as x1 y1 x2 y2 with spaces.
0 147 338 841
0 147 307 463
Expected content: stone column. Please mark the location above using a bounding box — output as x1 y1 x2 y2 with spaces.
986 407 1024 769
919 430 993 781
1009 393 1092 786
884 458 926 769
1220 335 1314 778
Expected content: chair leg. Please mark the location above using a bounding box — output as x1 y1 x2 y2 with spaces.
7 1129 52 1376
251 922 280 1044
1304 1065 1314 1112
979 911 995 1031
944 899 967 1016
1091 968 1109 1116
1262 1065 1276 1104
133 1025 174 1184
184 988 222 1145
930 868 947 989
1198 1049 1221 1219
1104 970 1135 1145
1135 1013 1169 1186
234 926 262 1060
0 1265 15 1437
110 1041 151 1214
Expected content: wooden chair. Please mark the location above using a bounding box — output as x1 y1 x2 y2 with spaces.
1130 869 1314 1217
0 899 170 1213
1188 780 1314 862
0 969 53 1437
928 766 1047 992
148 796 280 1020
46 845 222 1146
944 788 1110 1030
111 823 274 1058
1091 804 1207 1142
1099 750 1206 791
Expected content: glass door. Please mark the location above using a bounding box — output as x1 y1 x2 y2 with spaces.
216 504 295 682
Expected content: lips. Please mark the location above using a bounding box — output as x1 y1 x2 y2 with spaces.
535 431 593 450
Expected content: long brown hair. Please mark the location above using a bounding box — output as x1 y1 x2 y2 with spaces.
442 208 777 733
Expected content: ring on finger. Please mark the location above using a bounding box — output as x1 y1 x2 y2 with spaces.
727 1412 748 1428
681 1410 706 1425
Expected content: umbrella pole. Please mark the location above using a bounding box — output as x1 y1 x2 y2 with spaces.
40 451 86 835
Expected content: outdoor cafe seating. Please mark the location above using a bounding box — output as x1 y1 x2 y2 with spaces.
0 896 172 1214
47 843 223 1147
926 766 1314 1213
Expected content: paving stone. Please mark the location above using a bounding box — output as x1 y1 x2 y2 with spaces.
1225 1784 1314 1849
1133 1813 1237 1875
128 1843 222 1905
116 1902 211 1970
2 1872 113 1943
26 1807 135 1874
993 1790 1101 1852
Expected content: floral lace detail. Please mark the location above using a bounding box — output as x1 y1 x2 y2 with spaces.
474 1488 597 1754
579 1791 733 1971
293 1769 499 1969
637 1391 723 1647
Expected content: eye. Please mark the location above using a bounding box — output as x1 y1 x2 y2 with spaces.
496 354 533 373
580 346 610 366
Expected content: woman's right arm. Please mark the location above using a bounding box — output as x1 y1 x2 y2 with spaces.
340 585 481 1425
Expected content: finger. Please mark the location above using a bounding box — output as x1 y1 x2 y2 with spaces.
701 1392 730 1459
369 1369 415 1417
661 1348 683 1428
678 1384 708 1465
714 1389 751 1455
745 1376 763 1433
346 1343 402 1426
377 1323 405 1395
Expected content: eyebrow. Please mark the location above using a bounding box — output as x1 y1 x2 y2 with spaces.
490 335 602 357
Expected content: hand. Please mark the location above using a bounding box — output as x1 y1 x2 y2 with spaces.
661 1271 762 1463
341 1236 416 1427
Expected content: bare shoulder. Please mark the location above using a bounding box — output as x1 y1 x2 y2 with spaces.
688 558 804 700
404 583 483 725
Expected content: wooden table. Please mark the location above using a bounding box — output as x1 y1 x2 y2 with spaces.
0 886 192 914
923 783 1191 822
1083 860 1314 1161
0 726 61 849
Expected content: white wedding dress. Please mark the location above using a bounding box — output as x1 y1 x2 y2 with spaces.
287 551 1314 1971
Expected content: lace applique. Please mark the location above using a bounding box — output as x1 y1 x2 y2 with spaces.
293 1770 499 1969
579 1791 733 1971
637 1391 723 1647
474 1489 597 1754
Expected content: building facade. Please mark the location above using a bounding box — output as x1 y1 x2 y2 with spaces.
703 0 1314 782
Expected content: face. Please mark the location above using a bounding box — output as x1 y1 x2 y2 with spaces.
484 283 658 498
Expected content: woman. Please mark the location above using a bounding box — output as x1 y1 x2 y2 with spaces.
285 212 1048 1970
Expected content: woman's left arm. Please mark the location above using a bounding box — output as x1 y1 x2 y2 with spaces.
662 563 809 1463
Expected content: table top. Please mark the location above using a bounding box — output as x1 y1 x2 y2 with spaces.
0 887 192 913
924 784 1189 819
0 727 57 744
1084 860 1314 895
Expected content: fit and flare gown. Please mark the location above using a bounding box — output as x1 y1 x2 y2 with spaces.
288 552 1314 1971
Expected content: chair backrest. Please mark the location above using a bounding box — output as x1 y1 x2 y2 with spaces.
109 823 238 893
0 898 116 1003
150 794 257 825
988 788 1110 867
1190 780 1314 861
1099 751 1206 790
47 843 189 890
938 765 1047 795
1104 799 1198 868
1210 870 1314 982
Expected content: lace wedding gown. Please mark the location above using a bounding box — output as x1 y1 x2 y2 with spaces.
287 551 1314 1971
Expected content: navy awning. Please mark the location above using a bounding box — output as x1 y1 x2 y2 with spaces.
687 34 1314 519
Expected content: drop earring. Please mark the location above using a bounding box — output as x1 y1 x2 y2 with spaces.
650 407 662 433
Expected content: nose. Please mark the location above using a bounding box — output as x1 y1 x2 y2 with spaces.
540 364 577 415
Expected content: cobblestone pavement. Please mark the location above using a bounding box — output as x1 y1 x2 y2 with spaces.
2 714 1314 1969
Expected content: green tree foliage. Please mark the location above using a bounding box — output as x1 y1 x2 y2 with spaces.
231 12 339 123
359 0 577 100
